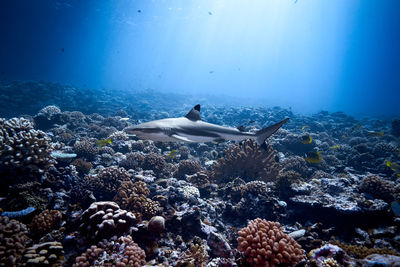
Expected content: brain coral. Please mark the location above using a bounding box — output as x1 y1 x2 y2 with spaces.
237 218 304 267
211 139 281 184
0 117 53 186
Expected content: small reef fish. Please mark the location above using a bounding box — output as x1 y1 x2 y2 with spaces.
329 145 341 150
119 117 130 121
304 151 322 164
96 138 112 147
386 160 400 173
352 124 363 130
166 150 178 160
300 134 312 144
301 126 309 131
367 131 384 137
0 206 35 218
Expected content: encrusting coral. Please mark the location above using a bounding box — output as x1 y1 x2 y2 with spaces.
237 218 305 267
0 117 54 188
211 139 281 184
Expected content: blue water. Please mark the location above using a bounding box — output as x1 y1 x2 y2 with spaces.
1 0 399 117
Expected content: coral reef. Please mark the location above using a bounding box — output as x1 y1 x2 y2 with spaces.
113 181 159 221
0 216 32 266
71 158 92 175
22 241 64 266
237 218 305 266
73 139 98 160
211 139 281 184
119 152 144 171
79 201 136 242
83 166 131 200
142 153 167 177
73 235 145 267
358 175 395 202
0 117 53 187
30 210 63 238
174 159 203 179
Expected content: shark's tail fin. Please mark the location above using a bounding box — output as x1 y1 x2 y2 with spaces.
256 118 289 147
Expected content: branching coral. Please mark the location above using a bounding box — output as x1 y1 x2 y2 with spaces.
0 216 32 266
83 166 131 200
237 218 305 267
211 139 281 184
0 117 54 187
174 159 203 179
177 238 209 267
30 210 63 238
113 181 159 222
331 240 399 259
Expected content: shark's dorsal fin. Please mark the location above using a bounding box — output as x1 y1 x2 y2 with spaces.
185 104 201 121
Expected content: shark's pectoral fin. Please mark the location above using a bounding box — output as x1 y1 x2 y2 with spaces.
170 134 195 142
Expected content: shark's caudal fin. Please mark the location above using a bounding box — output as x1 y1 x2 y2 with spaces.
256 118 289 146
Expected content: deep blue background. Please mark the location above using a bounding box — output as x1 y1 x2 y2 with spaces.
1 0 399 117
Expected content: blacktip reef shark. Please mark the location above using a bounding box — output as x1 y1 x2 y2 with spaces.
124 105 289 147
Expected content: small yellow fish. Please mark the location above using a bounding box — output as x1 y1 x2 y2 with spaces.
386 160 400 172
367 131 384 137
300 134 312 144
96 138 112 147
330 145 341 150
166 150 178 160
302 126 309 131
304 151 322 164
352 124 363 130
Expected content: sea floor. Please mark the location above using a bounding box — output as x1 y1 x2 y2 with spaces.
1 81 400 266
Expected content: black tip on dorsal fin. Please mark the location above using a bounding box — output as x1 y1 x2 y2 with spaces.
185 104 201 121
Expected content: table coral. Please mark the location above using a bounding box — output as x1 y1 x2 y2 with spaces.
237 218 304 267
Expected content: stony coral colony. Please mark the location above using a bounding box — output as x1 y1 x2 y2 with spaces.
1 87 400 266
